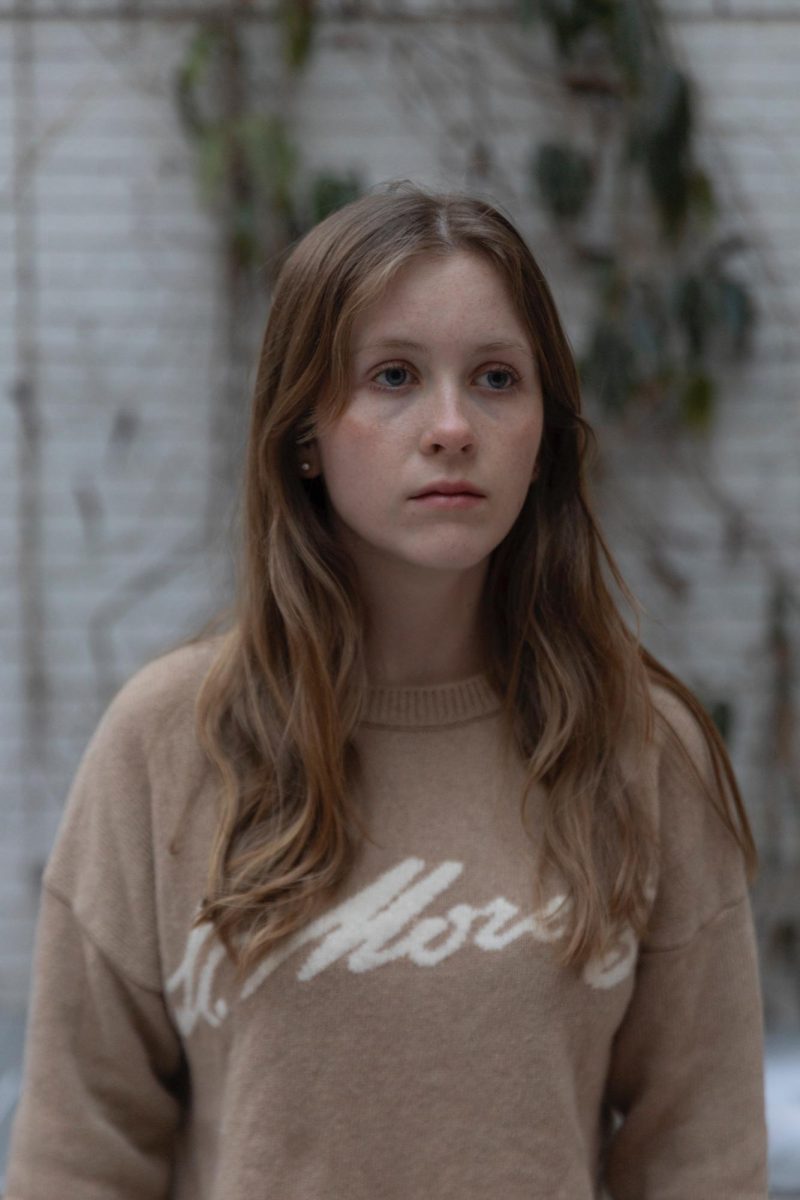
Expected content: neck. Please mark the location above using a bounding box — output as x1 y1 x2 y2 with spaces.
360 561 490 688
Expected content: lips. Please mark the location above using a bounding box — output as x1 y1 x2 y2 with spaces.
411 481 485 498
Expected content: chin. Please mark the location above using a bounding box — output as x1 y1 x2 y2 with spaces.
404 546 495 573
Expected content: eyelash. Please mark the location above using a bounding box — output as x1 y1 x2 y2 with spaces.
370 360 522 393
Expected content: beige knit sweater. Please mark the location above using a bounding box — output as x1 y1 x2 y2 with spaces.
6 640 768 1198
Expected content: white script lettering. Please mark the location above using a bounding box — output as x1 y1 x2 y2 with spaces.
165 857 637 1036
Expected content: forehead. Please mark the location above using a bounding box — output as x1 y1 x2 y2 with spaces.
350 251 529 349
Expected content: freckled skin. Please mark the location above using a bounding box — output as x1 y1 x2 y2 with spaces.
314 251 544 581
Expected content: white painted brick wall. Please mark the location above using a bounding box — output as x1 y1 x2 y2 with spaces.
1 3 799 1029
1 12 233 1007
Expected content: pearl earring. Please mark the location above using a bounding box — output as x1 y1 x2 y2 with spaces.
301 462 310 472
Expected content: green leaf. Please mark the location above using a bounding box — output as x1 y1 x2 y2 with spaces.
236 113 299 213
679 370 715 430
174 25 220 137
539 0 611 57
627 277 671 377
673 273 708 359
639 65 695 235
688 166 717 223
280 0 315 71
183 26 218 89
230 201 260 269
582 321 637 414
196 126 228 202
715 275 756 357
309 171 363 224
610 0 648 88
532 142 595 219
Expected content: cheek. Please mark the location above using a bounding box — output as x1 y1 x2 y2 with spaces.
323 409 402 475
319 414 400 513
319 415 369 477
508 409 544 470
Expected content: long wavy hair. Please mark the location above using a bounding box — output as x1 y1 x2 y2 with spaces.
176 181 757 982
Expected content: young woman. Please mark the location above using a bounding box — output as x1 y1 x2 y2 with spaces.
7 182 768 1199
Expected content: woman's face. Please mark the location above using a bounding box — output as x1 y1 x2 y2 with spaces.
310 250 544 580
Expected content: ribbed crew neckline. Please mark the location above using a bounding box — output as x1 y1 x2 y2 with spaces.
360 672 503 729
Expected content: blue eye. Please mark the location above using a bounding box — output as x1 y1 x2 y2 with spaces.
479 368 517 390
370 361 521 392
374 365 412 389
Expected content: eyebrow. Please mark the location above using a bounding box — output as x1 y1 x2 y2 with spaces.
356 337 533 357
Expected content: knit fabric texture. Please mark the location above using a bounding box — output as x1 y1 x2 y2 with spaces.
6 640 768 1198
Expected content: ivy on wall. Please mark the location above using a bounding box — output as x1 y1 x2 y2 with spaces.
172 0 797 790
176 0 755 430
174 5 362 286
521 0 757 430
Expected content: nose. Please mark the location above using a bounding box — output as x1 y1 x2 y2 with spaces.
419 383 476 456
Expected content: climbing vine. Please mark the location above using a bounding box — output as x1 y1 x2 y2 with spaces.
517 0 800 789
174 4 362 287
175 0 757 422
521 0 756 430
172 1 796 794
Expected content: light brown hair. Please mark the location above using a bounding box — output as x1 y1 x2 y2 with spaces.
177 180 757 980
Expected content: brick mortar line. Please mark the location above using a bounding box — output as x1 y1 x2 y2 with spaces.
0 6 799 23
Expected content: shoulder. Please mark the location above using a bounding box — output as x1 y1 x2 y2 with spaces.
47 636 222 880
43 637 224 984
632 675 733 811
647 677 713 761
96 636 221 757
637 674 751 949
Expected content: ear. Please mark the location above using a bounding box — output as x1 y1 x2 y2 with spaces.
298 440 320 480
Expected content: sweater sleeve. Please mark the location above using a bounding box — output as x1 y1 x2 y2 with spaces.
601 693 769 1199
4 887 186 1200
601 893 767 1198
5 661 190 1198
